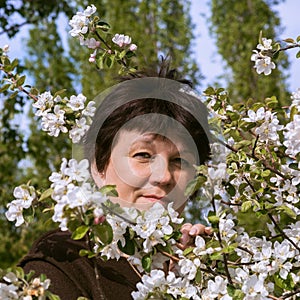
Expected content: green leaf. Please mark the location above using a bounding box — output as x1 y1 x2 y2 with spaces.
10 58 19 69
0 83 10 93
39 188 53 202
16 75 26 86
241 201 252 213
46 292 61 300
106 55 115 68
194 268 202 284
276 205 297 219
296 50 300 59
207 214 219 224
79 249 90 257
182 246 194 256
297 35 300 42
125 50 135 59
203 86 215 95
290 105 298 121
30 87 39 95
53 89 67 98
265 96 278 108
99 185 118 197
119 50 127 59
117 238 135 255
93 222 113 244
225 183 236 197
184 176 206 197
261 169 271 177
96 21 110 31
142 253 152 273
283 38 295 43
71 225 89 240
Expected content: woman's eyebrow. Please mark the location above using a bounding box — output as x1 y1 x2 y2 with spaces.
129 139 154 148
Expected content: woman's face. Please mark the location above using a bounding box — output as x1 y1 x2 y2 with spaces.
92 130 197 211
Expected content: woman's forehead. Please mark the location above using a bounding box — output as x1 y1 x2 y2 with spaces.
114 130 197 154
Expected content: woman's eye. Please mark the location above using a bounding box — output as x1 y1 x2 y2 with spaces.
173 157 190 168
133 152 152 160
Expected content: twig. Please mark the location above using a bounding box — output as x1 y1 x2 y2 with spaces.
282 288 300 299
216 137 287 179
268 213 300 252
101 203 136 225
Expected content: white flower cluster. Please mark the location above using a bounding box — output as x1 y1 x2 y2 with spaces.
69 4 97 37
291 88 300 107
69 5 137 65
243 106 283 145
69 4 101 63
5 185 36 226
132 269 200 300
129 204 300 299
49 158 106 231
98 202 183 263
251 37 276 75
283 114 300 157
234 230 300 298
0 271 51 299
32 91 95 143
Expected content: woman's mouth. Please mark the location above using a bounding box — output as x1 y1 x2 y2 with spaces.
142 194 164 202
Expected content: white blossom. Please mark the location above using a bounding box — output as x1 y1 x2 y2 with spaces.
12 186 36 209
5 200 25 226
283 114 300 156
112 34 132 47
82 101 96 116
251 37 276 75
291 88 300 107
33 91 54 116
69 117 90 143
67 93 86 111
257 38 273 51
41 105 68 137
202 276 231 300
241 274 269 299
243 107 266 122
69 5 96 37
64 159 90 182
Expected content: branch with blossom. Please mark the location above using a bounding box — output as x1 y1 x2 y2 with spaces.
2 4 300 299
251 31 300 75
69 4 138 74
0 267 59 300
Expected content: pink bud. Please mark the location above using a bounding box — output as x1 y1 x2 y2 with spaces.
94 215 106 224
89 56 96 63
129 44 137 51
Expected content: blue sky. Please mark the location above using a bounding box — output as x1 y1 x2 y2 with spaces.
1 0 299 93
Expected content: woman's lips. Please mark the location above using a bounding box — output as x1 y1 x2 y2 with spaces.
142 195 164 202
140 195 173 205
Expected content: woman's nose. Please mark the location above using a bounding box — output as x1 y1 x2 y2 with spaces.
149 155 173 185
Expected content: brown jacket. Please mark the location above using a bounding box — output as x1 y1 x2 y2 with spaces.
19 230 140 300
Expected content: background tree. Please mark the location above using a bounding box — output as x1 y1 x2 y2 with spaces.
209 0 290 104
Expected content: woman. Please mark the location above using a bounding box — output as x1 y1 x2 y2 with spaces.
20 65 212 299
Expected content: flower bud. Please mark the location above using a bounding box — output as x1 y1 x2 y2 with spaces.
129 43 137 51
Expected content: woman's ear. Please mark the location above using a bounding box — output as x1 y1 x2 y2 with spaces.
91 161 105 187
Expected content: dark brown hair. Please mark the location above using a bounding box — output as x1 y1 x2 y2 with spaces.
84 64 211 173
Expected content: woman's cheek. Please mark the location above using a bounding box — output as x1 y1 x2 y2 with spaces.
114 158 150 188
